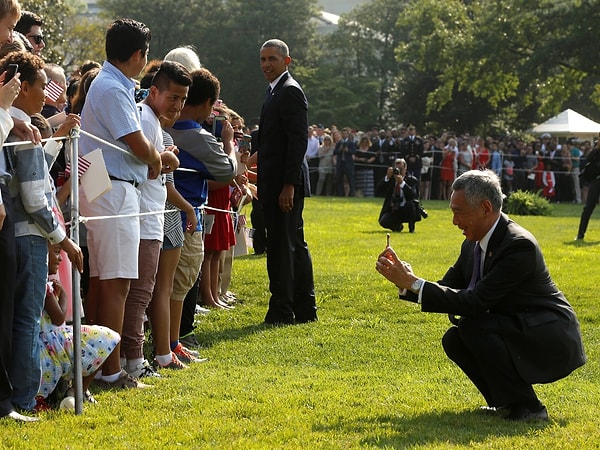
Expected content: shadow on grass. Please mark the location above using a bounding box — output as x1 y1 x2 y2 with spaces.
315 410 558 447
235 252 267 260
195 322 274 348
565 239 600 246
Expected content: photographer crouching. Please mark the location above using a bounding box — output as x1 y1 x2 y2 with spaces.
376 158 421 233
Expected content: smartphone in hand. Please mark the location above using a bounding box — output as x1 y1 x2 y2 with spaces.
4 64 18 82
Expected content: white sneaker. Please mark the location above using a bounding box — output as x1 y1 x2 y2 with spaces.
127 359 161 379
195 305 211 315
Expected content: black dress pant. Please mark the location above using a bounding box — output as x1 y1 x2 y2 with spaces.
442 314 537 407
262 195 317 324
179 276 199 338
0 185 16 416
577 178 600 239
379 205 416 232
250 198 267 254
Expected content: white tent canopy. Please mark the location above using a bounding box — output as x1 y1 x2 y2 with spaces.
530 109 600 139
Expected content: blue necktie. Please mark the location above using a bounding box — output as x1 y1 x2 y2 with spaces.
467 242 481 290
265 85 272 102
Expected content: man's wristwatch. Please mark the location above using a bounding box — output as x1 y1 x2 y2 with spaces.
410 278 424 294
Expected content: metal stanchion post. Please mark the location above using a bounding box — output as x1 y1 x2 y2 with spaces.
69 127 84 414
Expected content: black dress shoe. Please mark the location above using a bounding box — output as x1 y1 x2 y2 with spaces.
264 314 295 326
505 405 548 421
295 316 318 324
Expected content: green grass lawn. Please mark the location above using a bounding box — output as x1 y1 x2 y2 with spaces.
3 197 599 449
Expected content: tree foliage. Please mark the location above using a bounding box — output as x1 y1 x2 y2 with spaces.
98 0 319 125
395 0 600 134
61 15 106 72
304 0 408 130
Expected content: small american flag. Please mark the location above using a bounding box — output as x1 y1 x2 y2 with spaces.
45 80 64 102
64 155 92 178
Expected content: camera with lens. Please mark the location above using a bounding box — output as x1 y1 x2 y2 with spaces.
393 167 401 176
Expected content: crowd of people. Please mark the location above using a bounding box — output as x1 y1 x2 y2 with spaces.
0 2 264 420
305 122 599 238
306 124 597 207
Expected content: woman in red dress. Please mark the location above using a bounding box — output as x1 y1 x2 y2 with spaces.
440 141 457 200
200 179 238 309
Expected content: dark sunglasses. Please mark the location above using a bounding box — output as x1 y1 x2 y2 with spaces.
28 34 44 45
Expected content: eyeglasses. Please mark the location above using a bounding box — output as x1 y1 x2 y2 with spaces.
27 34 44 45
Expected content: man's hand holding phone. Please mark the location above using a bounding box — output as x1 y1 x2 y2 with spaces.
0 64 21 110
4 64 18 82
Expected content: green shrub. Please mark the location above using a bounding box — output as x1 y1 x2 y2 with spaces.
503 190 553 216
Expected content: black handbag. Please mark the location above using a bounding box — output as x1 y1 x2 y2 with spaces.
413 199 428 221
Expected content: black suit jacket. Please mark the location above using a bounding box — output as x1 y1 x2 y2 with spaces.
257 72 310 203
375 174 418 221
406 214 586 384
371 138 398 165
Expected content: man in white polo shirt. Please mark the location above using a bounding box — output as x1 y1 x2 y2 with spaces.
79 18 173 389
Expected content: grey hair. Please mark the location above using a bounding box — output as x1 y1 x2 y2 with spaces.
394 158 407 169
261 39 289 58
452 170 504 211
164 46 202 72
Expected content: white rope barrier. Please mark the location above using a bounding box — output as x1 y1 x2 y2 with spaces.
78 129 133 157
2 136 69 146
79 204 233 224
77 129 203 174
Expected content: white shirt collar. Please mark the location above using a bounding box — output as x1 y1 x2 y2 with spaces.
478 214 501 256
9 106 31 123
269 70 289 91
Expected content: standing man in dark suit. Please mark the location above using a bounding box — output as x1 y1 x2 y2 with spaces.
400 124 424 194
333 127 356 197
376 170 586 421
372 129 395 196
257 39 317 325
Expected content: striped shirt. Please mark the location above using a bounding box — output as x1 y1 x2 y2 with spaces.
7 107 65 243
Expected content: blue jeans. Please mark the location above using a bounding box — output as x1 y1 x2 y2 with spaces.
10 235 48 411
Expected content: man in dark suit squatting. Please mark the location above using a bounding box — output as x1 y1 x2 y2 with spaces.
376 170 586 421
257 39 317 325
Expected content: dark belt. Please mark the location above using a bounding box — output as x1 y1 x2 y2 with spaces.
109 175 139 188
